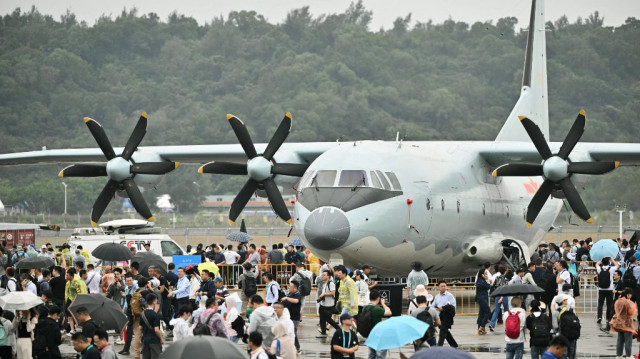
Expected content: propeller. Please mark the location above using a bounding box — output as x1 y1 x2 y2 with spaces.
492 110 619 227
58 113 180 226
198 113 309 225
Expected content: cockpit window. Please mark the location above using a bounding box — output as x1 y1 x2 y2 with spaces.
376 170 391 190
369 171 382 188
299 170 315 188
338 170 368 187
385 172 402 190
313 170 337 187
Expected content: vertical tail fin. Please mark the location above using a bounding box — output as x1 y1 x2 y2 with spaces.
495 0 549 141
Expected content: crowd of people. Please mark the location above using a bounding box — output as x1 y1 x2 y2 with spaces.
0 235 637 358
472 236 640 359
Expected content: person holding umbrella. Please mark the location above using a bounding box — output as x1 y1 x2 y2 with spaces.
13 308 37 359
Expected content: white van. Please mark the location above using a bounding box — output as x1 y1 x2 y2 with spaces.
66 219 184 265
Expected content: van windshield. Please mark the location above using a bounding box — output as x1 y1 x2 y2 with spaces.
161 241 183 256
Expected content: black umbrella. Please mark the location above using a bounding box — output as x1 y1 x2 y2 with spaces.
490 284 545 297
133 251 168 276
15 256 55 270
69 294 128 333
160 336 247 359
92 243 134 261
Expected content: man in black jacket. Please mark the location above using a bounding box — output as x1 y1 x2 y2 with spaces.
33 306 63 359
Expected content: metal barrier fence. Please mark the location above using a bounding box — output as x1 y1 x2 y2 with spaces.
212 261 606 316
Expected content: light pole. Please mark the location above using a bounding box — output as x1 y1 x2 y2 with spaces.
61 182 68 215
615 204 626 239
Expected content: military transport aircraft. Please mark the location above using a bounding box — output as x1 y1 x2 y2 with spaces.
1 0 639 276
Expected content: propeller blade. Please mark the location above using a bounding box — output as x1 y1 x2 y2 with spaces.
559 178 593 223
263 178 292 223
262 113 292 161
123 178 154 221
227 114 258 159
84 118 116 160
271 163 309 177
568 161 619 175
519 117 552 160
131 161 179 175
122 113 148 161
198 161 248 175
525 180 554 227
229 179 259 225
557 110 585 159
90 180 118 226
58 164 107 177
491 163 543 177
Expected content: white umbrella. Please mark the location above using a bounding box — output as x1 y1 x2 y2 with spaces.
0 291 43 311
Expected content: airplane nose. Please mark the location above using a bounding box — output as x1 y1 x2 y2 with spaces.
304 207 350 250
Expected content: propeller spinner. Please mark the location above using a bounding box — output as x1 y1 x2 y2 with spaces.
198 113 309 225
58 113 179 226
492 111 619 227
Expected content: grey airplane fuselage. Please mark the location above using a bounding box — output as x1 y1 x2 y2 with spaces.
293 140 562 277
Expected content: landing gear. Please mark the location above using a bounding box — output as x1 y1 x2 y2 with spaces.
501 239 528 271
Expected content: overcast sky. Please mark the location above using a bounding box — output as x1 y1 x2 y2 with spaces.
1 0 638 30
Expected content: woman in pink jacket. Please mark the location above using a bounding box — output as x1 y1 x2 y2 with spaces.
610 288 637 358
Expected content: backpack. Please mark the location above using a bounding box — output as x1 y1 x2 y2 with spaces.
624 266 638 289
569 272 580 298
505 311 521 339
559 308 581 340
0 318 7 346
130 290 146 316
529 314 551 347
597 266 612 289
231 316 245 337
490 274 508 294
357 305 375 338
37 279 47 296
415 307 436 340
193 312 217 336
294 273 311 296
242 275 257 297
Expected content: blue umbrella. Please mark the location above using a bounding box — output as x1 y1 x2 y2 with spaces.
590 239 619 262
364 315 429 351
290 238 303 247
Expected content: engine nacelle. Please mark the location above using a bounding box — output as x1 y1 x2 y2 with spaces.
464 234 504 264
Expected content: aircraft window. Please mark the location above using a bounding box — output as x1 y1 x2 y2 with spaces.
338 170 369 187
385 172 402 190
299 170 315 188
375 170 391 190
161 241 183 257
369 171 383 188
314 170 337 187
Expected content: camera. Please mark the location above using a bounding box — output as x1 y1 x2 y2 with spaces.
316 296 324 303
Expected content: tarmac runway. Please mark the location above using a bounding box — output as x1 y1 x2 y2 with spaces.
57 312 625 358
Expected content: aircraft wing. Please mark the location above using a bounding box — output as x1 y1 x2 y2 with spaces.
479 142 640 167
0 142 338 166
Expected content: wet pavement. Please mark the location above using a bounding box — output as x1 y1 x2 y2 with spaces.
58 312 625 358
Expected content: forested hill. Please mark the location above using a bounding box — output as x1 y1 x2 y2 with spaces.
0 4 639 217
